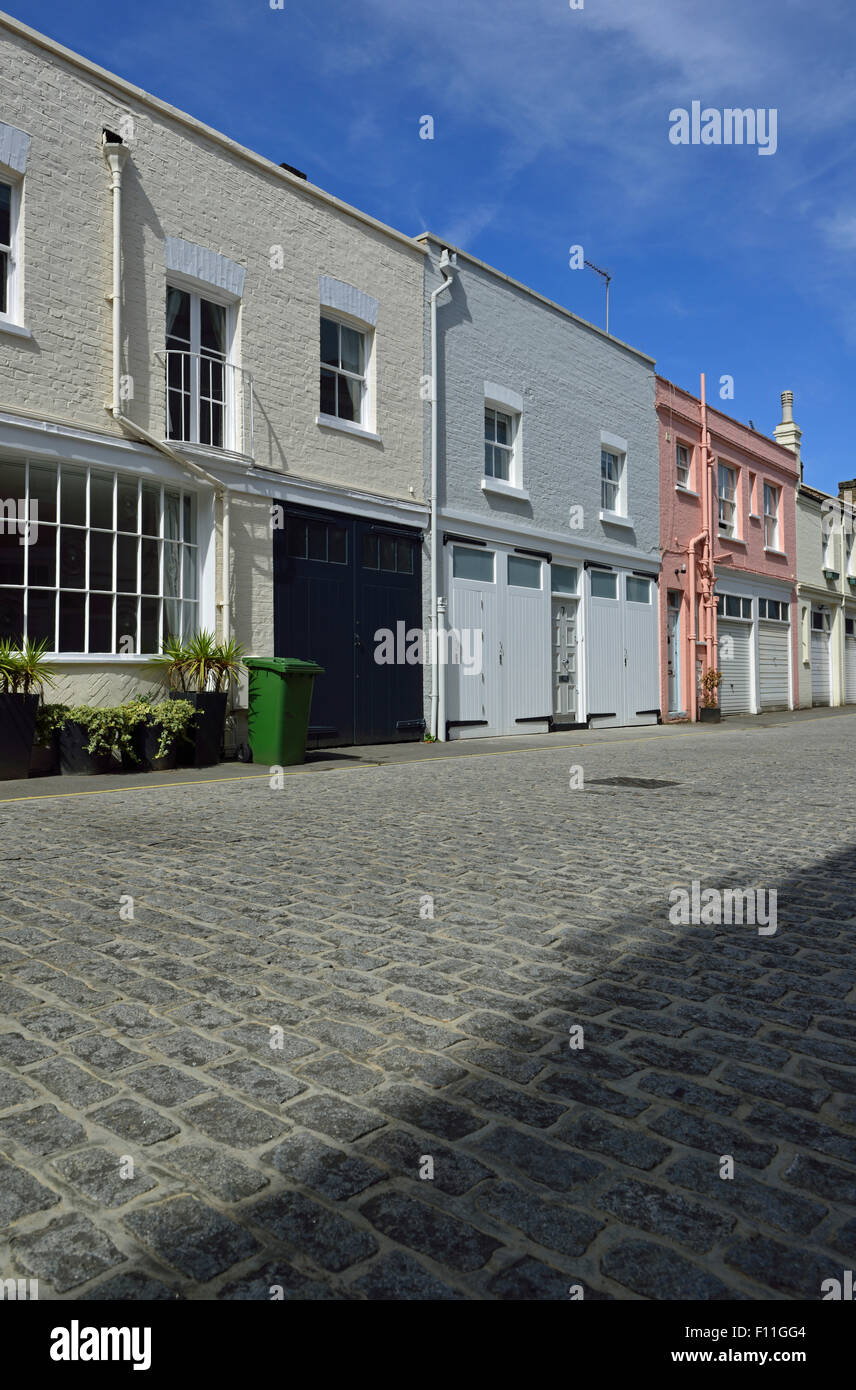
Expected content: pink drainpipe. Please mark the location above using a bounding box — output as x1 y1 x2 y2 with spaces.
688 373 718 718
686 529 706 722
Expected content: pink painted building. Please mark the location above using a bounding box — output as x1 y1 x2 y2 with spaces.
656 378 800 720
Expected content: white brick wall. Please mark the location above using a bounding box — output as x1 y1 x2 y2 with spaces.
0 18 426 706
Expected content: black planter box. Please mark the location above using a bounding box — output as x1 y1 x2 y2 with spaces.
129 721 178 772
0 693 39 780
170 691 225 768
58 721 116 775
699 707 721 723
30 740 58 777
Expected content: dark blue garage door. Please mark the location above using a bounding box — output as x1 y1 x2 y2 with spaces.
273 503 425 747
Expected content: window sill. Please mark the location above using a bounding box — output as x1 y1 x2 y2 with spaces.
316 413 380 443
675 485 699 497
718 532 747 546
167 439 253 466
749 512 761 521
481 477 530 502
45 654 162 664
764 546 787 558
600 510 635 529
0 320 33 340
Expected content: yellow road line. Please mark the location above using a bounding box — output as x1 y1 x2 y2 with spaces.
0 712 849 803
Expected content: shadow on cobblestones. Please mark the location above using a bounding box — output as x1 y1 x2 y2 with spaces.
0 727 855 1300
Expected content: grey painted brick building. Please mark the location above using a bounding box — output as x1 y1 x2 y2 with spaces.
420 235 662 739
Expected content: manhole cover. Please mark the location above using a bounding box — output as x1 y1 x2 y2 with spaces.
586 777 679 789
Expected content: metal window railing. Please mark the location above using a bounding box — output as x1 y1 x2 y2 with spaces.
155 349 254 459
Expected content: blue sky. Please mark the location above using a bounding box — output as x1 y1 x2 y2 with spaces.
8 0 856 491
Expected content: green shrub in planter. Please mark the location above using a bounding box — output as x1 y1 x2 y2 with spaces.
58 705 136 776
31 702 69 776
122 697 197 770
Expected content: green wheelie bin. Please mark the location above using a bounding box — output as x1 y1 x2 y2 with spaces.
244 657 324 766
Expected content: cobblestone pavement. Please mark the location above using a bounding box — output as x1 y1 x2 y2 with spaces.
1 712 855 1301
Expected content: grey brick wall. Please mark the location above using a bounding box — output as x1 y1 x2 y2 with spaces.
423 240 660 560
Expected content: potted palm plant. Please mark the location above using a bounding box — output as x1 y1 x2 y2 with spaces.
699 668 723 722
0 638 56 780
161 631 244 767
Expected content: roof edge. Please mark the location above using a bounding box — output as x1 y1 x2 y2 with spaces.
0 9 426 257
417 232 656 366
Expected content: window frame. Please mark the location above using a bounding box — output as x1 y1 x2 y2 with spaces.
320 313 371 429
507 553 542 589
483 404 519 485
451 544 495 584
165 281 237 450
716 592 752 620
590 568 618 600
626 575 652 604
822 511 836 570
675 441 691 489
763 482 780 549
718 462 738 536
0 173 20 325
0 459 201 656
601 448 624 513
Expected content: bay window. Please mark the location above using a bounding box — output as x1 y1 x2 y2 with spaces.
0 458 199 654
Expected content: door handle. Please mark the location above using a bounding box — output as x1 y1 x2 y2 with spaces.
499 641 504 665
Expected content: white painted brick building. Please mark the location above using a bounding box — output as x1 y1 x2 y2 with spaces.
0 12 426 737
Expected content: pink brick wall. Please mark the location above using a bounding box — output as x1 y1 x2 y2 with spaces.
656 377 800 717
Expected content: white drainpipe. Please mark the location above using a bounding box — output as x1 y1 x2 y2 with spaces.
429 249 456 740
101 132 231 641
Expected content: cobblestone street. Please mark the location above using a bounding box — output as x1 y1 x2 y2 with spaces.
1 711 855 1300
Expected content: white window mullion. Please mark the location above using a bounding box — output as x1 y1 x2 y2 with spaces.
110 472 117 654
21 458 29 640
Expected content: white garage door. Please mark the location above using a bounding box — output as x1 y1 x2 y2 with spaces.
586 568 659 727
718 620 753 713
811 616 831 707
846 620 856 705
759 623 790 710
446 544 551 737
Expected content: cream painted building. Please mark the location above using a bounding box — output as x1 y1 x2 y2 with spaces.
0 13 427 746
795 482 856 708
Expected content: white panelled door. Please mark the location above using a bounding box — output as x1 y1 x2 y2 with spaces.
586 567 660 728
551 599 579 720
811 609 831 706
446 543 551 737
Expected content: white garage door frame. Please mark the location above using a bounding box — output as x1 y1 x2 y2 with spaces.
446 538 552 738
757 597 793 711
810 607 832 707
846 613 856 705
585 564 660 728
717 616 754 714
